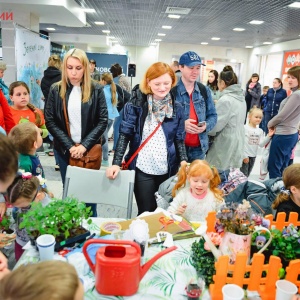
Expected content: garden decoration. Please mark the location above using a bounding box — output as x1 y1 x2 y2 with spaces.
195 200 272 264
19 197 92 251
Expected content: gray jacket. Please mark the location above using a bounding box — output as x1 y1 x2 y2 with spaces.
206 84 246 170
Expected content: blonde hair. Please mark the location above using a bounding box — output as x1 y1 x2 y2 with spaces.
48 54 62 70
249 106 263 117
9 81 42 126
172 159 223 202
0 261 79 300
60 48 91 103
273 164 300 209
101 72 117 106
140 62 176 95
9 122 38 154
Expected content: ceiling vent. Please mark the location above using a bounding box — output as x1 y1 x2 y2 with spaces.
165 7 191 15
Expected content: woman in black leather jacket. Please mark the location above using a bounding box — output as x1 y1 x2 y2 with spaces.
106 62 187 215
45 48 108 216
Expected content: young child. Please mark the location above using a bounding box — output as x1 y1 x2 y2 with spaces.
167 160 224 222
260 85 269 131
7 172 51 261
0 134 18 280
241 107 264 177
0 260 84 300
8 122 45 178
9 81 48 138
272 163 300 220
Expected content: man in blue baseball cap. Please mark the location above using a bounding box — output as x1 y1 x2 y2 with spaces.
171 51 217 161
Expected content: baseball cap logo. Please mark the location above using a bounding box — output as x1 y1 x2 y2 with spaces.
190 53 200 61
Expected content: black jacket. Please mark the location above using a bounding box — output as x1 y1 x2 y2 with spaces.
113 84 187 176
45 82 108 155
41 67 61 101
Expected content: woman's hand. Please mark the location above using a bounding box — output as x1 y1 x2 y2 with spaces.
0 233 16 248
268 127 275 137
69 145 87 159
0 203 6 218
176 203 187 215
106 165 121 179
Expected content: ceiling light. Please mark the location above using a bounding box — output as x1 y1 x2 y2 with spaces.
263 42 272 45
95 22 105 25
211 37 220 40
150 43 157 46
168 14 180 19
158 33 166 36
245 46 253 48
162 26 172 29
82 8 96 13
233 28 245 31
155 39 162 42
102 30 110 34
288 2 300 8
201 42 208 45
46 28 55 31
249 20 264 25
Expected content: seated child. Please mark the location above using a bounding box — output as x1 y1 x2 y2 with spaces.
272 163 300 220
168 160 224 222
7 172 51 261
8 122 45 178
0 260 84 300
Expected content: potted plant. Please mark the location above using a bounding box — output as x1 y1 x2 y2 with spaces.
0 215 13 234
19 197 92 251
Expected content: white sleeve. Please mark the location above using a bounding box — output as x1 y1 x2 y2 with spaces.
167 189 186 214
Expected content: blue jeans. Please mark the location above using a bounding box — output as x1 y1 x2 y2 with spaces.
268 133 298 179
113 109 123 151
102 119 114 161
263 113 274 134
186 146 206 162
56 150 97 217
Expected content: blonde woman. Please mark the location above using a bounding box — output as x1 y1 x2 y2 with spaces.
100 72 120 166
45 48 108 216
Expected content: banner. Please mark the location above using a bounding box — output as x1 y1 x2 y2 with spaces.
86 53 128 76
15 26 50 108
281 50 300 96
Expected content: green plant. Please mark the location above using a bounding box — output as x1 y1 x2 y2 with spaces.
252 224 300 261
191 237 216 286
19 197 92 239
0 215 12 232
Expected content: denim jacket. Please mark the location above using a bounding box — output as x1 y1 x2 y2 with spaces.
173 79 217 153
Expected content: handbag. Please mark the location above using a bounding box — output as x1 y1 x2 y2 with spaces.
121 122 162 170
62 97 102 170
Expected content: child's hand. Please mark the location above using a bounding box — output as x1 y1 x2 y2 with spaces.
268 127 275 137
176 203 187 215
243 158 249 164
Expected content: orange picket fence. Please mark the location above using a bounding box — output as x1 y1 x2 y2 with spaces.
285 259 300 293
265 212 300 229
209 253 282 300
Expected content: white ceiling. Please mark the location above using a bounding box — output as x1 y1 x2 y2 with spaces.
2 0 300 49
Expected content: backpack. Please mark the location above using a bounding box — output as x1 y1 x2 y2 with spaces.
116 84 131 112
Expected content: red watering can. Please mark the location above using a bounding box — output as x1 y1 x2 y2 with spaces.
83 239 177 296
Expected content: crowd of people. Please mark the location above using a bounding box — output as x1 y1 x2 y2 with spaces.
0 48 300 298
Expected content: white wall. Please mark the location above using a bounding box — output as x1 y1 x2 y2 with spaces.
158 42 251 87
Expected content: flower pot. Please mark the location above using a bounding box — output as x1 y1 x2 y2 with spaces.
29 227 91 252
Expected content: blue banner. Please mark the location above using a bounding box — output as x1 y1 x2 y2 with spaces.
86 53 128 76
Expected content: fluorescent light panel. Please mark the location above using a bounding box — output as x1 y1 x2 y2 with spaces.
46 28 55 31
168 14 180 19
158 33 166 36
245 46 253 48
162 25 172 29
95 22 105 25
201 42 208 45
263 42 272 45
155 39 162 42
233 28 245 31
249 20 264 25
288 2 300 8
102 30 110 34
211 37 220 40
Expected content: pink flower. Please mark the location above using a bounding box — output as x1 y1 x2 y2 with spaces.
22 172 32 180
204 232 222 251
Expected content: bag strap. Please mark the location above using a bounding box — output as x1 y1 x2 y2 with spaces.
62 97 71 137
124 122 162 168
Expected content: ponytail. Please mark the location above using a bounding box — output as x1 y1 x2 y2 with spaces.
101 72 117 106
27 103 42 126
272 191 290 209
209 166 223 201
172 162 189 197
